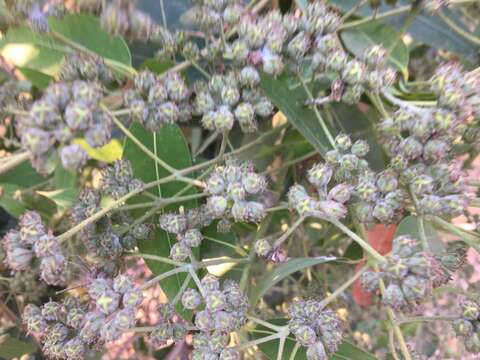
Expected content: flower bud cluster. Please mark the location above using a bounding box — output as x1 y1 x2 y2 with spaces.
379 104 472 218
23 273 142 359
23 299 88 359
8 271 48 302
194 69 274 132
2 211 67 285
101 159 144 199
70 189 101 224
190 0 245 36
189 276 247 359
361 235 434 310
288 134 372 220
159 212 204 261
149 304 188 348
121 223 152 251
324 134 371 181
81 217 139 274
100 0 157 41
18 80 111 173
353 169 408 224
317 43 396 104
60 52 117 84
228 3 340 77
288 299 344 360
204 160 268 224
452 300 480 353
430 62 480 142
124 70 191 131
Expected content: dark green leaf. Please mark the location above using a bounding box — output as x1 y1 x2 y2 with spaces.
200 221 240 259
17 67 53 89
0 184 27 217
249 256 336 306
54 164 77 189
332 0 480 60
260 73 336 156
0 335 37 359
123 123 197 318
395 215 445 255
49 14 132 66
0 161 43 188
340 21 409 78
140 59 174 74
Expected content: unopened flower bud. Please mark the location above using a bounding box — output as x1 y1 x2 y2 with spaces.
383 283 406 309
182 288 202 310
170 242 191 261
159 213 188 234
254 239 272 257
306 341 328 360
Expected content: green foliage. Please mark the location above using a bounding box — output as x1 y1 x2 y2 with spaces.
124 123 197 318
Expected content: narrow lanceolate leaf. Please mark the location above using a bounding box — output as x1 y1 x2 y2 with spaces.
253 319 378 360
123 123 197 319
249 256 336 307
340 21 409 79
260 73 335 156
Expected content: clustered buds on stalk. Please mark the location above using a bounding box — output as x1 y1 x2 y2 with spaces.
2 211 67 286
288 299 344 360
124 70 191 131
100 0 157 41
23 273 142 359
452 300 480 353
288 134 372 221
205 160 268 224
101 159 144 199
159 211 204 261
194 68 273 133
60 52 117 84
190 276 247 359
17 78 111 173
361 235 445 310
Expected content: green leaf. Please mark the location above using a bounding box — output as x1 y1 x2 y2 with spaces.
17 66 53 89
54 164 77 189
249 256 336 306
49 14 132 66
340 21 409 79
260 73 335 156
332 0 480 60
395 215 445 255
201 221 240 259
37 188 78 212
0 184 27 217
0 335 37 359
123 123 197 318
0 25 65 76
0 161 43 188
